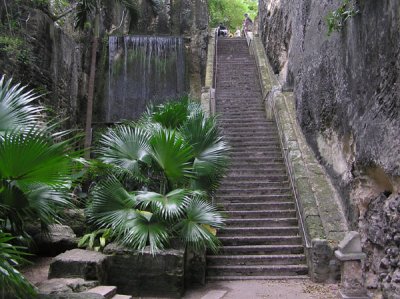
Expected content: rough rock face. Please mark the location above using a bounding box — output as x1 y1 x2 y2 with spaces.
49 249 108 282
361 194 400 297
103 243 185 297
34 225 78 256
0 8 85 129
259 0 400 296
105 0 209 97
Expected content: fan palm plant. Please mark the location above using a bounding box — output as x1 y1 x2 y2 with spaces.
0 230 37 299
89 99 229 253
87 177 224 254
0 128 78 235
0 77 81 297
0 76 82 236
0 76 42 135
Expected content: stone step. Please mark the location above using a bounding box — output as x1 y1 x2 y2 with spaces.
225 169 288 177
226 170 287 177
217 187 291 196
219 235 302 246
229 146 282 152
207 264 309 277
229 159 285 166
222 174 288 181
216 194 292 203
217 104 264 110
219 118 268 124
224 217 298 227
229 153 284 161
221 182 290 190
216 93 261 98
207 275 310 281
218 112 266 118
225 136 280 142
228 149 282 156
219 244 305 255
219 123 276 130
85 286 117 299
218 226 299 236
207 254 306 266
218 202 295 211
225 209 297 219
112 295 132 299
222 131 278 137
217 98 262 103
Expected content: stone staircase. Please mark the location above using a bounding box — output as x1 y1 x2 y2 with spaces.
207 37 308 280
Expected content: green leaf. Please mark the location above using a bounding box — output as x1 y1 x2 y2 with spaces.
96 125 151 179
86 176 138 230
136 189 189 220
175 196 224 253
149 129 193 185
0 76 42 135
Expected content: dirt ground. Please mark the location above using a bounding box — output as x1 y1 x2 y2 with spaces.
22 257 341 299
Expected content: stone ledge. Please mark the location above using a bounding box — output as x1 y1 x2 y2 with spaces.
251 36 349 282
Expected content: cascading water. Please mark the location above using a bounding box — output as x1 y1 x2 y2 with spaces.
106 36 186 122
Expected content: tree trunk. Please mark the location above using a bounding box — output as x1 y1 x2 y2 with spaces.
84 14 100 159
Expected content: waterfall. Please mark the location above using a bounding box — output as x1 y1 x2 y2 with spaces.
107 36 186 122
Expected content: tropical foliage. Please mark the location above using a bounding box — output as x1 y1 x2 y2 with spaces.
0 231 36 299
0 76 80 298
208 0 258 30
0 77 80 237
86 99 230 254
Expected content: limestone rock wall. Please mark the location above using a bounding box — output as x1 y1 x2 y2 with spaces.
258 0 400 295
0 7 85 129
104 0 209 98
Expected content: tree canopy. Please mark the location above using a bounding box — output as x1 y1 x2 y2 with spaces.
208 0 258 31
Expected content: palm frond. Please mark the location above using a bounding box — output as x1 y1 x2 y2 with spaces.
120 210 169 254
25 185 73 225
175 196 224 253
0 129 76 187
0 230 36 299
87 176 137 230
136 189 189 220
150 99 189 129
96 125 151 179
180 112 230 192
149 129 193 185
75 0 96 30
0 76 42 134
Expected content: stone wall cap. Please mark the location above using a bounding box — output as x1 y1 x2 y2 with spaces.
338 231 362 252
335 250 366 261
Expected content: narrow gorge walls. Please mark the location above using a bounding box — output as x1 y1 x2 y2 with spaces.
258 0 400 296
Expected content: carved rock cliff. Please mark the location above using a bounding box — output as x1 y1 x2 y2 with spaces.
258 0 400 296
